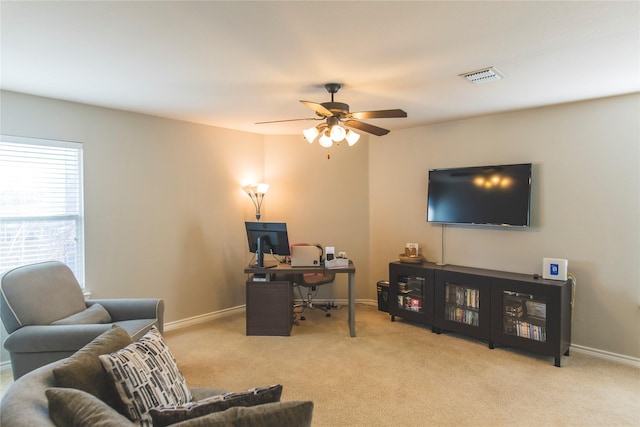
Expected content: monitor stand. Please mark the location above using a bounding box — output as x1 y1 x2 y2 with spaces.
251 262 278 269
254 236 279 269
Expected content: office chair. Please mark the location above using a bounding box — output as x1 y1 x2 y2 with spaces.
291 243 336 321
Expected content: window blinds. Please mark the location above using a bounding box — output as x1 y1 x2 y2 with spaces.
0 136 84 285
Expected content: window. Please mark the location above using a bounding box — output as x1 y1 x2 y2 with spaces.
0 135 85 286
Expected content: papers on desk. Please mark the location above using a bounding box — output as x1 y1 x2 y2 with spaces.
325 258 349 269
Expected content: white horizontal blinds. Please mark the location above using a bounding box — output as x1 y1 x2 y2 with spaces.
0 136 85 286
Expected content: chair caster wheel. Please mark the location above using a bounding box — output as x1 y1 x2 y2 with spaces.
326 313 331 317
301 316 306 320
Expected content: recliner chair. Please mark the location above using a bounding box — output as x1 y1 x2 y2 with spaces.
0 261 164 379
291 243 336 321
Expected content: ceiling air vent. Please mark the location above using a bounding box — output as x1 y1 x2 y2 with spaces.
460 67 504 85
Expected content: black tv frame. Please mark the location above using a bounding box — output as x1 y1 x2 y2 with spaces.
426 163 532 227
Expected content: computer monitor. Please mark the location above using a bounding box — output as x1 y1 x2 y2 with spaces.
245 222 291 268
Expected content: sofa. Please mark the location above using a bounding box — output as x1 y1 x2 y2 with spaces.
0 326 314 427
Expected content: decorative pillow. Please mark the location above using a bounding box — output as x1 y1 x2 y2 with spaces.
51 303 112 324
99 326 191 426
149 384 283 427
168 401 314 427
46 387 133 427
53 325 132 412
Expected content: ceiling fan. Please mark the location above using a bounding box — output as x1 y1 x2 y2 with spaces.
256 83 407 147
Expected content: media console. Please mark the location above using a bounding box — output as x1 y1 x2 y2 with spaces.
389 261 573 367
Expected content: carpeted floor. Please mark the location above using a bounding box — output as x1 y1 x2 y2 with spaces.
164 304 640 426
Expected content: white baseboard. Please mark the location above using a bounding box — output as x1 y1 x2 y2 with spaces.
163 305 245 332
570 344 640 368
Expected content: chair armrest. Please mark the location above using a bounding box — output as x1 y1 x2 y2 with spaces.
3 324 115 352
87 299 164 332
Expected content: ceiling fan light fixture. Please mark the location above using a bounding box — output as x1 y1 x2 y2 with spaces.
345 129 360 146
303 126 319 143
330 124 346 141
318 132 333 148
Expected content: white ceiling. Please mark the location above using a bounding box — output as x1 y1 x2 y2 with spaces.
1 1 639 136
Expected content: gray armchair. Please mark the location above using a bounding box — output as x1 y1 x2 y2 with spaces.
0 261 164 379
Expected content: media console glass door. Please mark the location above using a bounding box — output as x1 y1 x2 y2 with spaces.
490 277 571 367
434 270 492 341
389 262 434 326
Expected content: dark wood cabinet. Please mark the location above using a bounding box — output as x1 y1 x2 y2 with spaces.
490 276 572 367
388 262 573 366
389 262 434 327
246 280 293 336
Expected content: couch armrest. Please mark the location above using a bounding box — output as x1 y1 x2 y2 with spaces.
88 299 164 332
0 359 65 427
4 324 115 353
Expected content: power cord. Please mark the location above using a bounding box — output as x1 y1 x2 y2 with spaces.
437 223 447 266
567 272 577 321
272 253 287 264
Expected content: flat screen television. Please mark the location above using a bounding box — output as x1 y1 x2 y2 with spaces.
427 163 532 227
245 221 291 268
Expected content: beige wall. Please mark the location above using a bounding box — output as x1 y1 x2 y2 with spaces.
1 90 638 363
369 94 640 358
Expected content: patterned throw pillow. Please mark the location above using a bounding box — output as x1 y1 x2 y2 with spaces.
149 384 283 427
98 326 191 426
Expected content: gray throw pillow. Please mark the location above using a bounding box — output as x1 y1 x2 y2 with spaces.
51 303 112 324
46 387 133 427
149 384 283 427
169 401 314 427
53 325 132 412
99 326 191 426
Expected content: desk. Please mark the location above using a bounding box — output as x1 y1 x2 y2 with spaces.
244 261 356 337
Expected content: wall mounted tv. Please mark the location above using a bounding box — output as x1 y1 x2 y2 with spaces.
427 163 532 227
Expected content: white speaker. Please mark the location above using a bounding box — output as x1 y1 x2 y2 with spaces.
325 246 335 261
542 258 568 281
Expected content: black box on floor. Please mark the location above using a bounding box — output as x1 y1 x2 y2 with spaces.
377 280 389 313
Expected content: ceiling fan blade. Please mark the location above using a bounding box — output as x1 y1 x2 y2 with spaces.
350 109 407 119
255 117 321 124
300 100 333 117
344 120 390 136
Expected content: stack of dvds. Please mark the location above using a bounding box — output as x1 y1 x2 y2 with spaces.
445 283 479 309
504 298 524 318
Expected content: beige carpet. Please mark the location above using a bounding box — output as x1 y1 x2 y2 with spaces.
164 304 639 427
